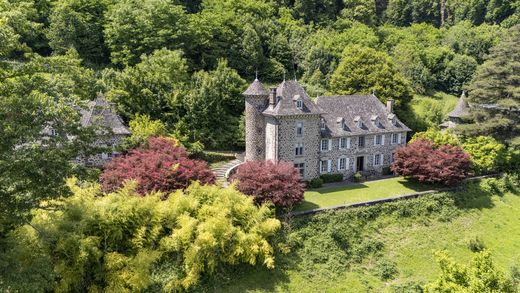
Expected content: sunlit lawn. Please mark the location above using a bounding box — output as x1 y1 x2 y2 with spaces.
294 176 434 211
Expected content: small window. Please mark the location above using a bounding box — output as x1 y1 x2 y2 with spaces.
392 133 398 144
296 122 303 136
50 129 58 136
320 118 326 130
391 152 395 163
375 135 382 145
320 139 329 151
296 99 303 109
358 136 365 148
339 138 347 149
294 163 305 176
295 143 304 156
338 158 347 170
320 160 329 173
374 154 381 166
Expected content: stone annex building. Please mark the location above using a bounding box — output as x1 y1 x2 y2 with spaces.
243 79 411 180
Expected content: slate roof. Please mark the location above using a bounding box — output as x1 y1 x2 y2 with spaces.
262 80 323 116
316 94 411 137
243 78 269 96
448 92 469 118
80 95 131 135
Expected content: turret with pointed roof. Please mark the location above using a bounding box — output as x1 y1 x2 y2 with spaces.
448 91 470 120
243 78 269 161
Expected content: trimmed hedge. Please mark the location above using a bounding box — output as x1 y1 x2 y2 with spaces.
308 178 324 188
320 173 343 183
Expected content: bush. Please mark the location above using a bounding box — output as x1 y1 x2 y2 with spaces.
462 136 506 174
467 236 486 252
382 166 393 175
375 259 398 281
7 180 281 292
411 129 459 147
391 139 471 186
309 178 324 188
100 137 215 194
320 173 343 183
230 160 305 208
353 172 363 182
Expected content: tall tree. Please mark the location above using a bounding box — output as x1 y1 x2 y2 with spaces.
104 0 188 66
106 49 189 126
329 45 412 110
0 50 97 234
46 0 109 64
182 60 246 149
460 25 520 146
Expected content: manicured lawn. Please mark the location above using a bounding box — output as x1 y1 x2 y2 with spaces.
294 176 434 211
209 180 520 293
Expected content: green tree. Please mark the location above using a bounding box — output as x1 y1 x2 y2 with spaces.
107 49 189 126
426 250 515 292
460 25 520 146
0 16 19 57
462 136 506 174
329 45 412 110
182 59 246 149
0 50 97 234
123 114 167 149
2 179 280 291
46 0 109 64
442 54 478 94
411 129 459 147
104 0 188 66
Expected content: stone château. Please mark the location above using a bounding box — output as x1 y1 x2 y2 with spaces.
243 79 411 180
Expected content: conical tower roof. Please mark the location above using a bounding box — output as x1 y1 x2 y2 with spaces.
449 91 469 118
242 78 268 96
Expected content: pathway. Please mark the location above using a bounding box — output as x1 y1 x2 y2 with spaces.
211 159 242 186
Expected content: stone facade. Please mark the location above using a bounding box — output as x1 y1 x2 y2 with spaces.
243 79 411 181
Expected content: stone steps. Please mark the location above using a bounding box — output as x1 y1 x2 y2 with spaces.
211 159 243 186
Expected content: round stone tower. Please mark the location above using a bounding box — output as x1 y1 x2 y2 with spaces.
242 78 269 161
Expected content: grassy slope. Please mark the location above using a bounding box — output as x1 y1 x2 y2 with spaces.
210 182 520 293
296 177 433 211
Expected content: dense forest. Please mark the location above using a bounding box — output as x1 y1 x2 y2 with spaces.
1 0 519 291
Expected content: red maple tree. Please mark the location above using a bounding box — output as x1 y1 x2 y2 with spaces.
230 160 304 208
100 137 215 194
391 139 471 186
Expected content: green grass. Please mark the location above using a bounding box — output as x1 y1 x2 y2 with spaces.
295 177 434 211
206 179 520 293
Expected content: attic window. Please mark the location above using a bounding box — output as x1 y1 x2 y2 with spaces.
387 114 396 126
371 115 381 127
294 95 303 109
320 118 326 130
337 117 348 131
354 116 362 128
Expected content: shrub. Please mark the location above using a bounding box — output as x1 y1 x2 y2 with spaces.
462 136 505 174
375 258 398 281
230 160 305 208
391 139 471 186
320 173 343 183
353 172 363 182
9 180 280 292
411 129 459 147
382 166 393 175
100 137 215 194
467 236 486 252
309 178 324 189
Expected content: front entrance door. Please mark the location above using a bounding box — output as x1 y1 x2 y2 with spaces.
356 156 364 172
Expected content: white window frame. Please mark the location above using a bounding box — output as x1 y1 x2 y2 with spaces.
374 134 382 145
338 157 348 171
320 160 330 174
296 122 303 137
339 137 347 149
294 162 305 176
296 99 303 109
320 118 326 130
358 136 365 148
320 139 328 151
295 143 304 156
373 154 382 166
392 133 398 144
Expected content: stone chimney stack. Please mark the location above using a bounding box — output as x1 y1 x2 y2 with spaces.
386 99 394 113
269 87 277 106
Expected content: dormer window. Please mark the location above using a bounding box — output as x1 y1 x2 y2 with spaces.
294 95 303 109
337 117 348 131
371 115 381 127
387 113 396 126
354 116 362 128
320 118 326 130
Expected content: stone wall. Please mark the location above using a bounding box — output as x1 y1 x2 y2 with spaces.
275 114 322 180
76 134 128 167
318 132 406 179
244 96 268 161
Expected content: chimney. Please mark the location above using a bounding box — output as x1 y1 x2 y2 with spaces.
386 99 394 113
269 87 277 106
